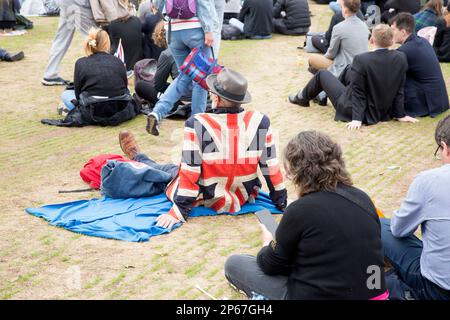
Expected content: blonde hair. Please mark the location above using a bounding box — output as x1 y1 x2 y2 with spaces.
372 24 394 48
84 28 111 56
424 0 444 17
152 21 168 49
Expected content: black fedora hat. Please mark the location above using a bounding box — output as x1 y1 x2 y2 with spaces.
206 68 252 104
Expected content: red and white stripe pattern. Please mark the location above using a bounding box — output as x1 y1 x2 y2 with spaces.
114 38 125 67
165 109 287 221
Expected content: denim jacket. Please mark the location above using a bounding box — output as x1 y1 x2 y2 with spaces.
154 0 218 33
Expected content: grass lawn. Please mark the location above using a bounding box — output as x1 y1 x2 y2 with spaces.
0 2 449 299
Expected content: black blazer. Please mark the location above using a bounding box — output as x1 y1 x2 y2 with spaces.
399 34 449 117
434 19 450 63
335 49 408 125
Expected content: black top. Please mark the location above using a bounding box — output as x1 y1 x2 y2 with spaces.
239 0 273 37
273 0 311 29
336 49 408 124
257 184 386 300
74 52 128 100
108 16 144 71
155 49 178 93
434 19 450 62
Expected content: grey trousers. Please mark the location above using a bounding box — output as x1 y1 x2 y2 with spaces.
213 0 225 58
43 3 96 79
224 254 289 300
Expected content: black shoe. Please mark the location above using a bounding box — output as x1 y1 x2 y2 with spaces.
3 51 24 62
42 77 70 86
146 113 160 136
308 65 319 75
313 96 328 106
288 94 310 107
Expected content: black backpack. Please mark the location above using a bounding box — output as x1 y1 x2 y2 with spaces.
221 24 243 40
41 93 141 127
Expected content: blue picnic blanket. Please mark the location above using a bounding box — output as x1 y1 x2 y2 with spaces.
26 192 281 242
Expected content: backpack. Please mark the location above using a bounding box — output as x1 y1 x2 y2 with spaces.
165 0 196 19
41 93 141 127
221 24 242 40
134 58 157 84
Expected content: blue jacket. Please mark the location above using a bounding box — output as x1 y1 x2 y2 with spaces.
398 34 449 117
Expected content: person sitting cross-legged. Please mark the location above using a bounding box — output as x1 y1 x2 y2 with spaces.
288 24 418 130
121 68 287 229
224 131 388 300
380 114 450 300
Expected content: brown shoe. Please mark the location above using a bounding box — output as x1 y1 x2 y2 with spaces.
119 130 141 160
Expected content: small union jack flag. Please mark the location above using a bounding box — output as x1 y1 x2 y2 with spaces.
114 38 126 67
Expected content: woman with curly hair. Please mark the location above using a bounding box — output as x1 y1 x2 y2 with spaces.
224 131 388 300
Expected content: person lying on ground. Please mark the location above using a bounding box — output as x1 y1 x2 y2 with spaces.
272 0 311 36
58 28 128 114
289 24 418 130
228 0 273 39
224 130 388 300
0 48 24 62
413 0 444 32
380 114 450 300
135 20 182 106
433 1 450 62
391 12 449 117
308 0 369 78
122 68 287 229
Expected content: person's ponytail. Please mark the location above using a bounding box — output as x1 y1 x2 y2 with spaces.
83 28 111 56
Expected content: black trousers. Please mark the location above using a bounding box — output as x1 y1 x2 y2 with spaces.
135 80 159 105
301 70 346 106
273 19 309 36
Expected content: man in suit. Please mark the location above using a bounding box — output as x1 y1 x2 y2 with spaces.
391 12 449 118
289 24 418 130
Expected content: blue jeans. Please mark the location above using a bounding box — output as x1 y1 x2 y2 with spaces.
152 28 210 120
329 2 341 14
61 89 76 111
133 153 179 179
380 219 450 300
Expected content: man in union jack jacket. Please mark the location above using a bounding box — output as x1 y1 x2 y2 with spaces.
120 68 287 228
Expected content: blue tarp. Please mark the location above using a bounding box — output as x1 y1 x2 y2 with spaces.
26 192 282 242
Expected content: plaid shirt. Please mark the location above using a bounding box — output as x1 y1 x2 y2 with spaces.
166 107 287 221
414 9 438 32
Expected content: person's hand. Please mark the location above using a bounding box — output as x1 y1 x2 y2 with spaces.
204 32 214 47
259 223 274 247
156 213 180 229
397 116 419 123
346 120 362 130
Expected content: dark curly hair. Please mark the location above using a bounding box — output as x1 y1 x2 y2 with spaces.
435 114 450 147
284 131 353 197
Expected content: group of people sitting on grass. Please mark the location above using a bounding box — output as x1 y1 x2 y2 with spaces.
291 0 449 130
117 67 450 300
34 0 450 299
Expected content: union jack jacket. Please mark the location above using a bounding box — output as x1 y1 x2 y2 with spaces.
166 107 287 221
